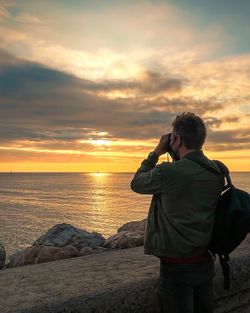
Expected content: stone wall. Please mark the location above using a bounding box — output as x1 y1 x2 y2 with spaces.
0 237 250 313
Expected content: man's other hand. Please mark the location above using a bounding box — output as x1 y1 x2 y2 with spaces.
154 133 171 157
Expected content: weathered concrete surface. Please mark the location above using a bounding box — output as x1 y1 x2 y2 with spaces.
1 236 250 313
0 247 159 313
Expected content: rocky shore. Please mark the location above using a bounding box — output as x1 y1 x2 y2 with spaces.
0 219 147 269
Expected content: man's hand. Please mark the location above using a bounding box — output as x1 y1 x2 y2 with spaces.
154 133 171 157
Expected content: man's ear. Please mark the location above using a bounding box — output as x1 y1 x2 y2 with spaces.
170 133 175 145
176 134 182 146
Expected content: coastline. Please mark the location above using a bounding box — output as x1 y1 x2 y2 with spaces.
1 220 146 269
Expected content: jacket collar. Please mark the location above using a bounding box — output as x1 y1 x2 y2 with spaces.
182 150 205 161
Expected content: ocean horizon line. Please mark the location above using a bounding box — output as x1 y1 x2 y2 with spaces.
0 171 250 174
0 171 135 173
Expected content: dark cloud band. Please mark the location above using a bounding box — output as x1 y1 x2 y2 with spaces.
0 49 248 153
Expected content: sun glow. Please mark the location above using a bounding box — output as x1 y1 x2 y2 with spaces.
92 140 110 145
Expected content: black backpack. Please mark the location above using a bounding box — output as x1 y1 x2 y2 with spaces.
191 159 250 289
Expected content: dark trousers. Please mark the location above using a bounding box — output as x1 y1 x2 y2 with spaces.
159 257 215 313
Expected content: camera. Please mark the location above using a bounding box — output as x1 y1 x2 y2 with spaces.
165 133 180 161
165 133 172 152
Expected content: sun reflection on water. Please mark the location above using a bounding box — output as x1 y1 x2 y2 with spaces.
87 172 110 177
83 172 114 234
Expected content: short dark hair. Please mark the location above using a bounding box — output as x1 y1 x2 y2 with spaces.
172 112 207 149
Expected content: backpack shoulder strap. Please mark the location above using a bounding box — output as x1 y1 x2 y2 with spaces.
187 158 231 190
186 158 221 175
213 160 231 184
213 160 232 189
219 254 231 290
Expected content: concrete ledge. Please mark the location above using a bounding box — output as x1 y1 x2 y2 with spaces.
1 238 250 313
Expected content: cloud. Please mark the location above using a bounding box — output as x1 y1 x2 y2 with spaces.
0 49 249 160
0 26 31 49
0 6 9 19
204 115 241 129
0 55 83 97
0 0 229 82
0 0 12 20
206 128 250 151
78 70 187 97
15 12 44 24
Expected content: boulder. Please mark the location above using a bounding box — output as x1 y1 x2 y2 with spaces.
103 231 144 249
33 223 105 250
94 246 108 253
79 246 109 256
0 243 6 270
52 245 80 260
8 245 80 268
118 219 147 233
79 246 93 256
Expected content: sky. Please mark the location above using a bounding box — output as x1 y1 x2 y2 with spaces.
0 0 249 172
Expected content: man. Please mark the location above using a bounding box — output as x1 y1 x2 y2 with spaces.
130 112 224 313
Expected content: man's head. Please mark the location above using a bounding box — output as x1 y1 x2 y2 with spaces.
169 112 207 160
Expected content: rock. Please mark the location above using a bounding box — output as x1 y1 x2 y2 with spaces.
103 231 144 249
0 243 6 270
53 245 80 260
94 246 108 253
118 219 147 233
79 246 93 256
79 246 109 256
8 245 80 268
9 246 57 268
33 223 105 250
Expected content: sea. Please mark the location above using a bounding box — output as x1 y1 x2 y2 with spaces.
0 172 249 259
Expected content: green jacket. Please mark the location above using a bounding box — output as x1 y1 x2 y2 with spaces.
130 150 224 257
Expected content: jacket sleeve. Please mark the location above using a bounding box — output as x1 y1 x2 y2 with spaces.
130 151 165 195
